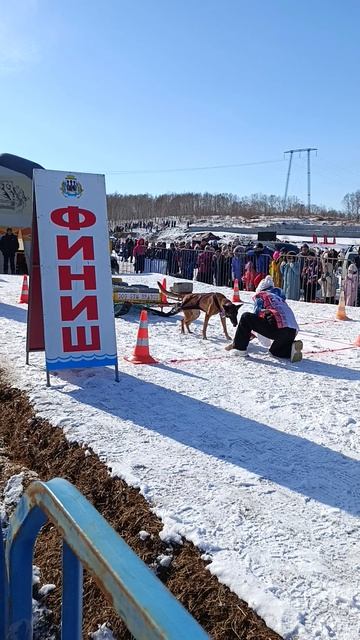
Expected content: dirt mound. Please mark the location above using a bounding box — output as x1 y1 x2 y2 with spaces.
0 371 282 639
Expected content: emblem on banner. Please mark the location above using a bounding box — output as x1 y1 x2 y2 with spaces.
60 174 83 199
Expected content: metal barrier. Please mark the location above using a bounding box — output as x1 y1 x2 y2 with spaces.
114 257 135 275
277 253 359 305
0 527 7 640
1 478 208 640
113 246 360 306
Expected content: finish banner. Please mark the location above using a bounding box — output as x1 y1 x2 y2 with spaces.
31 169 118 379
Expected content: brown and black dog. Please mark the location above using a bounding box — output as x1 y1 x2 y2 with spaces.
158 282 242 339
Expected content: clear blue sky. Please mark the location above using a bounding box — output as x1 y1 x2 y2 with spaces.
2 0 360 209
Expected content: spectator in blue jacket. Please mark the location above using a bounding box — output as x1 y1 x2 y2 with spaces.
246 242 273 283
232 245 246 286
281 252 301 300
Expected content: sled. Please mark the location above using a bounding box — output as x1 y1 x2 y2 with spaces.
113 282 176 317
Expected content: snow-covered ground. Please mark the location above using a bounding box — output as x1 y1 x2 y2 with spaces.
152 221 359 249
1 274 360 640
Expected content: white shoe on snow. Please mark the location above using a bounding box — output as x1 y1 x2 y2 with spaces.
290 340 303 363
224 343 249 357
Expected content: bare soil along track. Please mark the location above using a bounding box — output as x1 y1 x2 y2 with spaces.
0 370 282 639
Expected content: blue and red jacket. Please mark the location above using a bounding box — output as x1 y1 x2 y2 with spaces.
253 289 299 331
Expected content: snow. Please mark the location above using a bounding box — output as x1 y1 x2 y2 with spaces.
0 472 25 533
0 274 360 639
138 530 150 540
156 553 173 568
38 584 56 598
153 220 359 248
4 472 25 507
90 623 116 639
276 235 359 249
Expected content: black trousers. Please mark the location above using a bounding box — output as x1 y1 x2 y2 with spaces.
134 255 145 273
233 312 297 358
3 253 16 275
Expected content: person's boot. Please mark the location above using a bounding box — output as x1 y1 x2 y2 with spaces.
290 340 303 363
225 343 248 356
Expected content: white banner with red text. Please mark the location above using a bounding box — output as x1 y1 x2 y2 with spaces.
33 169 118 371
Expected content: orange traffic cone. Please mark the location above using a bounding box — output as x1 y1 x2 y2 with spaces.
160 277 168 304
232 278 241 303
336 290 350 321
19 275 29 304
125 310 157 364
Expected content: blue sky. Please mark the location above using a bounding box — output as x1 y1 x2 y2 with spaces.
1 0 360 209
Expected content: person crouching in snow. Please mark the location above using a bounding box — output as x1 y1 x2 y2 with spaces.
225 275 303 362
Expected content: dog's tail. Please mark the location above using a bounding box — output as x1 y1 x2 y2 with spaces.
157 281 184 300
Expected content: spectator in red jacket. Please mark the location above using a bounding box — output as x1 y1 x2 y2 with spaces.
133 238 146 273
196 246 214 284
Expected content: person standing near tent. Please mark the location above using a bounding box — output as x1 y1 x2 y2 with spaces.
0 228 19 275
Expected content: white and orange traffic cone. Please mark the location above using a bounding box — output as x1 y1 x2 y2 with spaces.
160 277 168 305
125 310 157 364
19 275 29 304
232 278 241 303
335 290 350 321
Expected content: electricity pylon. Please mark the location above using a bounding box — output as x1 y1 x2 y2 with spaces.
283 148 318 214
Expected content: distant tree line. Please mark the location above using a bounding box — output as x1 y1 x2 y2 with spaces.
342 190 360 221
106 191 359 224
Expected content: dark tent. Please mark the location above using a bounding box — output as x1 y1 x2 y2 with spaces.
0 153 44 272
0 153 43 179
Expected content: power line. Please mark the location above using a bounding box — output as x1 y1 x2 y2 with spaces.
105 158 285 175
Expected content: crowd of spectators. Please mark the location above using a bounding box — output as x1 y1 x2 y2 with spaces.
112 218 178 235
113 237 360 306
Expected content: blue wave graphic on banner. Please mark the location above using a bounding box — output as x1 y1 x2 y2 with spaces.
46 354 118 371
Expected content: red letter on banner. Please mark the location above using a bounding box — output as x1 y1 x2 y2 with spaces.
51 206 96 231
57 236 95 260
62 326 101 352
58 266 96 290
60 296 99 321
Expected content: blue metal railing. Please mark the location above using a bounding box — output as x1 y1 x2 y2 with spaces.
1 478 209 640
0 525 7 639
